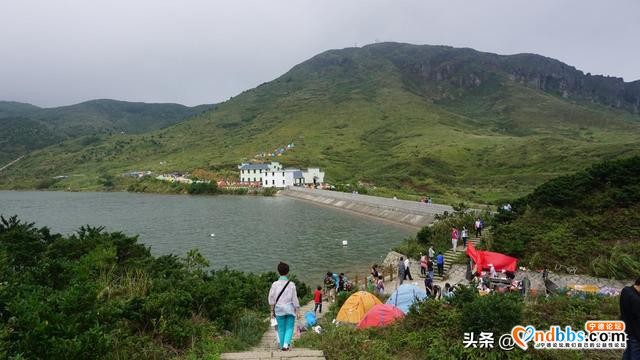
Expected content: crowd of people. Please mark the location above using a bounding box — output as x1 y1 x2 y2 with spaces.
322 271 354 303
472 264 526 295
268 264 640 356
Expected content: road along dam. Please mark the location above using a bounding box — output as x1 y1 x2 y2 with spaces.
279 187 453 229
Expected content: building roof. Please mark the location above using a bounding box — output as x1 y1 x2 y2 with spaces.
239 163 270 170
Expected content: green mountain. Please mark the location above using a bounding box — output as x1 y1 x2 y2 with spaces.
0 100 213 164
492 156 640 279
2 43 640 202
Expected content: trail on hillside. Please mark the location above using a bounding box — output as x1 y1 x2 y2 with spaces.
0 155 24 172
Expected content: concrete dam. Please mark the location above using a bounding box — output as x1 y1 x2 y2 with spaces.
279 187 453 229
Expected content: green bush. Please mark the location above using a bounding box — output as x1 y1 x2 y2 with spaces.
461 293 523 336
35 177 60 189
187 181 218 194
0 216 311 358
261 187 278 196
232 310 268 345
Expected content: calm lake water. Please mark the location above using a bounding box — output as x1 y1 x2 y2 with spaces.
0 191 411 285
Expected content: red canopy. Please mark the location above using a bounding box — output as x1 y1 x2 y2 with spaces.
357 304 405 329
466 242 518 273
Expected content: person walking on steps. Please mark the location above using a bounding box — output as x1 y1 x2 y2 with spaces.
313 286 322 314
475 218 482 237
461 226 469 248
436 252 444 277
620 277 640 359
420 253 428 277
451 227 459 253
428 245 435 260
404 256 413 281
427 257 435 280
398 257 406 285
268 262 300 351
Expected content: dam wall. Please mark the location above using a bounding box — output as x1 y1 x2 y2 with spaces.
279 187 453 229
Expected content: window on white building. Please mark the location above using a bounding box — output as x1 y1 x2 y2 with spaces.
282 180 285 185
272 180 275 185
241 177 244 182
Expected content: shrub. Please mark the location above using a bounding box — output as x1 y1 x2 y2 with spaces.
35 177 59 189
187 182 218 195
262 187 278 196
461 293 523 336
0 217 303 359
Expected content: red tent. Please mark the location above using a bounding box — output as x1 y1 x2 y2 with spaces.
466 242 518 273
357 304 405 329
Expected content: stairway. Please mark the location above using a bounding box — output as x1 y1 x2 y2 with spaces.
220 299 327 359
435 236 480 281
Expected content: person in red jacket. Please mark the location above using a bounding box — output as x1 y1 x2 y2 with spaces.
313 286 323 314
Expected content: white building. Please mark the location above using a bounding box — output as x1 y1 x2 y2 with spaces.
238 162 325 188
263 168 304 187
238 162 283 185
302 168 324 186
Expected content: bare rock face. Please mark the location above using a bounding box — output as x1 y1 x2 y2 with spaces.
300 43 640 114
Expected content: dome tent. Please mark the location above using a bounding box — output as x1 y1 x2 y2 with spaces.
357 303 405 329
386 283 427 314
336 291 382 324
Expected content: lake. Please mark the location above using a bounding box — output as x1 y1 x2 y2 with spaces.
0 191 412 285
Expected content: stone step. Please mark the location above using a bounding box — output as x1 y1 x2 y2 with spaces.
220 349 325 360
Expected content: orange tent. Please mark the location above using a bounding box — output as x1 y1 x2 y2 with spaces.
357 304 405 329
336 291 382 324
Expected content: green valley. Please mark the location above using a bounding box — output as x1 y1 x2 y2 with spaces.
2 43 640 204
0 100 213 165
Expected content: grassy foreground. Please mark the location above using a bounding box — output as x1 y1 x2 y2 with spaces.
297 287 623 359
0 216 309 359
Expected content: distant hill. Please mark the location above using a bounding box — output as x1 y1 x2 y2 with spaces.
492 156 640 279
1 43 639 202
0 100 213 164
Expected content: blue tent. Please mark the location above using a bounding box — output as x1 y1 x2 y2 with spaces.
386 284 427 314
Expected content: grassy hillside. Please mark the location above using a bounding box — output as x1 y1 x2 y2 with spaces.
0 100 212 164
2 43 640 203
491 156 640 279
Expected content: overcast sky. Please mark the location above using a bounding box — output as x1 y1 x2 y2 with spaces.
1 0 639 107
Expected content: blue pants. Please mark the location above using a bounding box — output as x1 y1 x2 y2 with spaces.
276 314 295 349
624 336 640 360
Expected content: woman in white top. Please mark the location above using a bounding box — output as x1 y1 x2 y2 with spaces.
268 262 300 351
